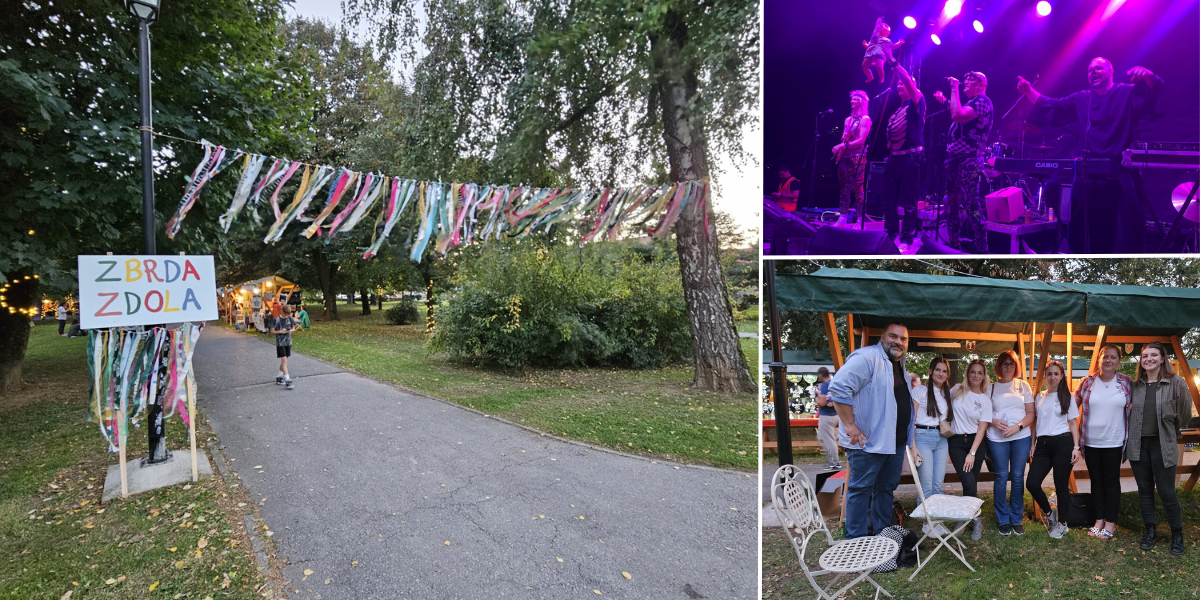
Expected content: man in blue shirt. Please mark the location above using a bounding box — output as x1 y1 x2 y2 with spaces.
815 367 842 470
829 323 916 538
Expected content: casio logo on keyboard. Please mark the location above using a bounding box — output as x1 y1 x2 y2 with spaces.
1035 162 1059 168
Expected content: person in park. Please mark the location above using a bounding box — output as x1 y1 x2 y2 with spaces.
1075 344 1132 541
1127 342 1192 555
827 323 916 539
986 350 1036 536
910 358 952 500
56 302 68 336
1026 360 1081 539
270 305 299 390
814 367 842 470
949 359 993 541
297 305 312 329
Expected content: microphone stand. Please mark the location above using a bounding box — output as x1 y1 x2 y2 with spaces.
806 112 829 212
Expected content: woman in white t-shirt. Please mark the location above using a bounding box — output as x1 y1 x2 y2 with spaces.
911 357 953 499
986 350 1036 536
949 358 993 541
1025 361 1080 539
1076 344 1132 541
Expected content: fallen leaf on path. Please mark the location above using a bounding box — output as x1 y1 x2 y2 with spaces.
444 541 450 546
556 557 563 563
351 561 358 567
325 579 331 584
303 569 313 581
197 538 208 549
148 581 159 591
168 547 177 552
622 572 631 580
593 591 602 595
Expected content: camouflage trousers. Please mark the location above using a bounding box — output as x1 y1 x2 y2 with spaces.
946 154 987 252
838 154 868 217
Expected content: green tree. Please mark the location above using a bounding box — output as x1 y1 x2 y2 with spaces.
0 0 309 392
345 0 759 392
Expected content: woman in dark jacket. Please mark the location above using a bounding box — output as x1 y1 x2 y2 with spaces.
1127 342 1193 555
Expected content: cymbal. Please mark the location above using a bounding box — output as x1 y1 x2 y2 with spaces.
1028 144 1055 151
1001 122 1040 134
1172 182 1199 222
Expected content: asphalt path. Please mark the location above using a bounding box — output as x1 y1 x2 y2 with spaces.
193 326 757 599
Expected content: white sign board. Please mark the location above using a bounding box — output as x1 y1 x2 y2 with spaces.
78 255 218 329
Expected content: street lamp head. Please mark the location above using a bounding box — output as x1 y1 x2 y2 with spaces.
123 0 161 23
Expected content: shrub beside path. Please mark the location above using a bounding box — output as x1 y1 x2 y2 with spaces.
195 326 757 599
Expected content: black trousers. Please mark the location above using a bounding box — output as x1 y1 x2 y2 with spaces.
1129 436 1183 530
1083 445 1123 523
883 150 924 241
947 433 986 498
1050 168 1144 253
58 320 66 335
1026 432 1074 518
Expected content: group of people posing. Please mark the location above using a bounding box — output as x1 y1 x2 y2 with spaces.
820 323 1192 555
810 18 1165 253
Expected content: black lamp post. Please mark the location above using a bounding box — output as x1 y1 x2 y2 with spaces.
124 0 170 465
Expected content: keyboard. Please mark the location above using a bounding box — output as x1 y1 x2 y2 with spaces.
992 158 1113 176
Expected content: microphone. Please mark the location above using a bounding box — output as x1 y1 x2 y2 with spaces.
819 109 834 114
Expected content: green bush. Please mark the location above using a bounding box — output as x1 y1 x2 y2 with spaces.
428 243 693 369
385 299 420 325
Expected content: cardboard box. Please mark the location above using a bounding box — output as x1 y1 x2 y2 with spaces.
815 470 846 520
985 186 1024 223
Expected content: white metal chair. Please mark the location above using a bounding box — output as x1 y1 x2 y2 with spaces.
771 465 897 600
904 446 984 581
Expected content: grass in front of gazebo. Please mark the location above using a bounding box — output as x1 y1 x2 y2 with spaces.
763 489 1200 599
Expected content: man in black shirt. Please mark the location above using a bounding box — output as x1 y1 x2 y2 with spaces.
882 47 926 250
1017 57 1165 253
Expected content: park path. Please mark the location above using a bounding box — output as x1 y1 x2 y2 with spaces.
193 326 756 599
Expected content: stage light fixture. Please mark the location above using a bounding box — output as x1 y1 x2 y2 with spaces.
943 0 962 18
903 15 917 29
973 20 984 32
1037 1 1052 16
931 33 942 45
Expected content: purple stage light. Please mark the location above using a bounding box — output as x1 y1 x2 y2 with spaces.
943 0 962 18
903 15 917 29
1037 1 1052 16
973 20 984 33
931 33 942 45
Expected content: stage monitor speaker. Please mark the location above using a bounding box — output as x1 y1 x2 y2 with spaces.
765 196 817 255
985 186 1024 224
807 226 899 256
864 161 887 217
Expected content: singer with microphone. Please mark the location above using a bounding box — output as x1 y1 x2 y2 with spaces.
880 44 926 250
832 91 872 226
1016 57 1165 253
933 72 993 252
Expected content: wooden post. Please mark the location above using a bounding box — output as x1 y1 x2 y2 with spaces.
1065 323 1074 391
823 313 844 370
188 378 198 482
1169 335 1200 490
860 325 869 350
1089 325 1108 374
117 408 128 499
846 314 855 354
1017 332 1027 386
1032 324 1055 397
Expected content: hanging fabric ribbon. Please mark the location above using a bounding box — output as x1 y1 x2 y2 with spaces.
219 153 268 231
265 165 334 244
410 181 440 261
363 178 418 259
166 143 242 239
327 172 382 239
305 169 358 238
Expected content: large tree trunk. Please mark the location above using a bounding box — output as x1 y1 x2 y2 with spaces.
377 289 384 311
0 273 38 394
360 288 371 315
651 12 754 394
313 247 340 321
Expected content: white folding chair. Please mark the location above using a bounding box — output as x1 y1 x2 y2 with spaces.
904 446 984 581
771 465 897 600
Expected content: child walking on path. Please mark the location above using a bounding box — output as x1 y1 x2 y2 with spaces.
271 305 298 389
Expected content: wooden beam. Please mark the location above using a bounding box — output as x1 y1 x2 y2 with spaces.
1089 325 1108 375
823 313 844 370
1170 335 1200 419
860 325 870 349
1066 323 1074 392
846 314 855 353
1017 332 1028 387
1033 323 1055 398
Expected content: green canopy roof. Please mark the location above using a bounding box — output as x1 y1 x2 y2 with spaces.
775 268 1200 355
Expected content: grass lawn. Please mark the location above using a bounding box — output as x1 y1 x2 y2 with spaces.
1 322 271 599
763 488 1200 599
276 302 758 470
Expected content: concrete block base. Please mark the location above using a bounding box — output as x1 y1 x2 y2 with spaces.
102 449 213 503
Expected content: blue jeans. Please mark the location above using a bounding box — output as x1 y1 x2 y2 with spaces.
845 441 905 538
987 436 1032 526
914 427 949 498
